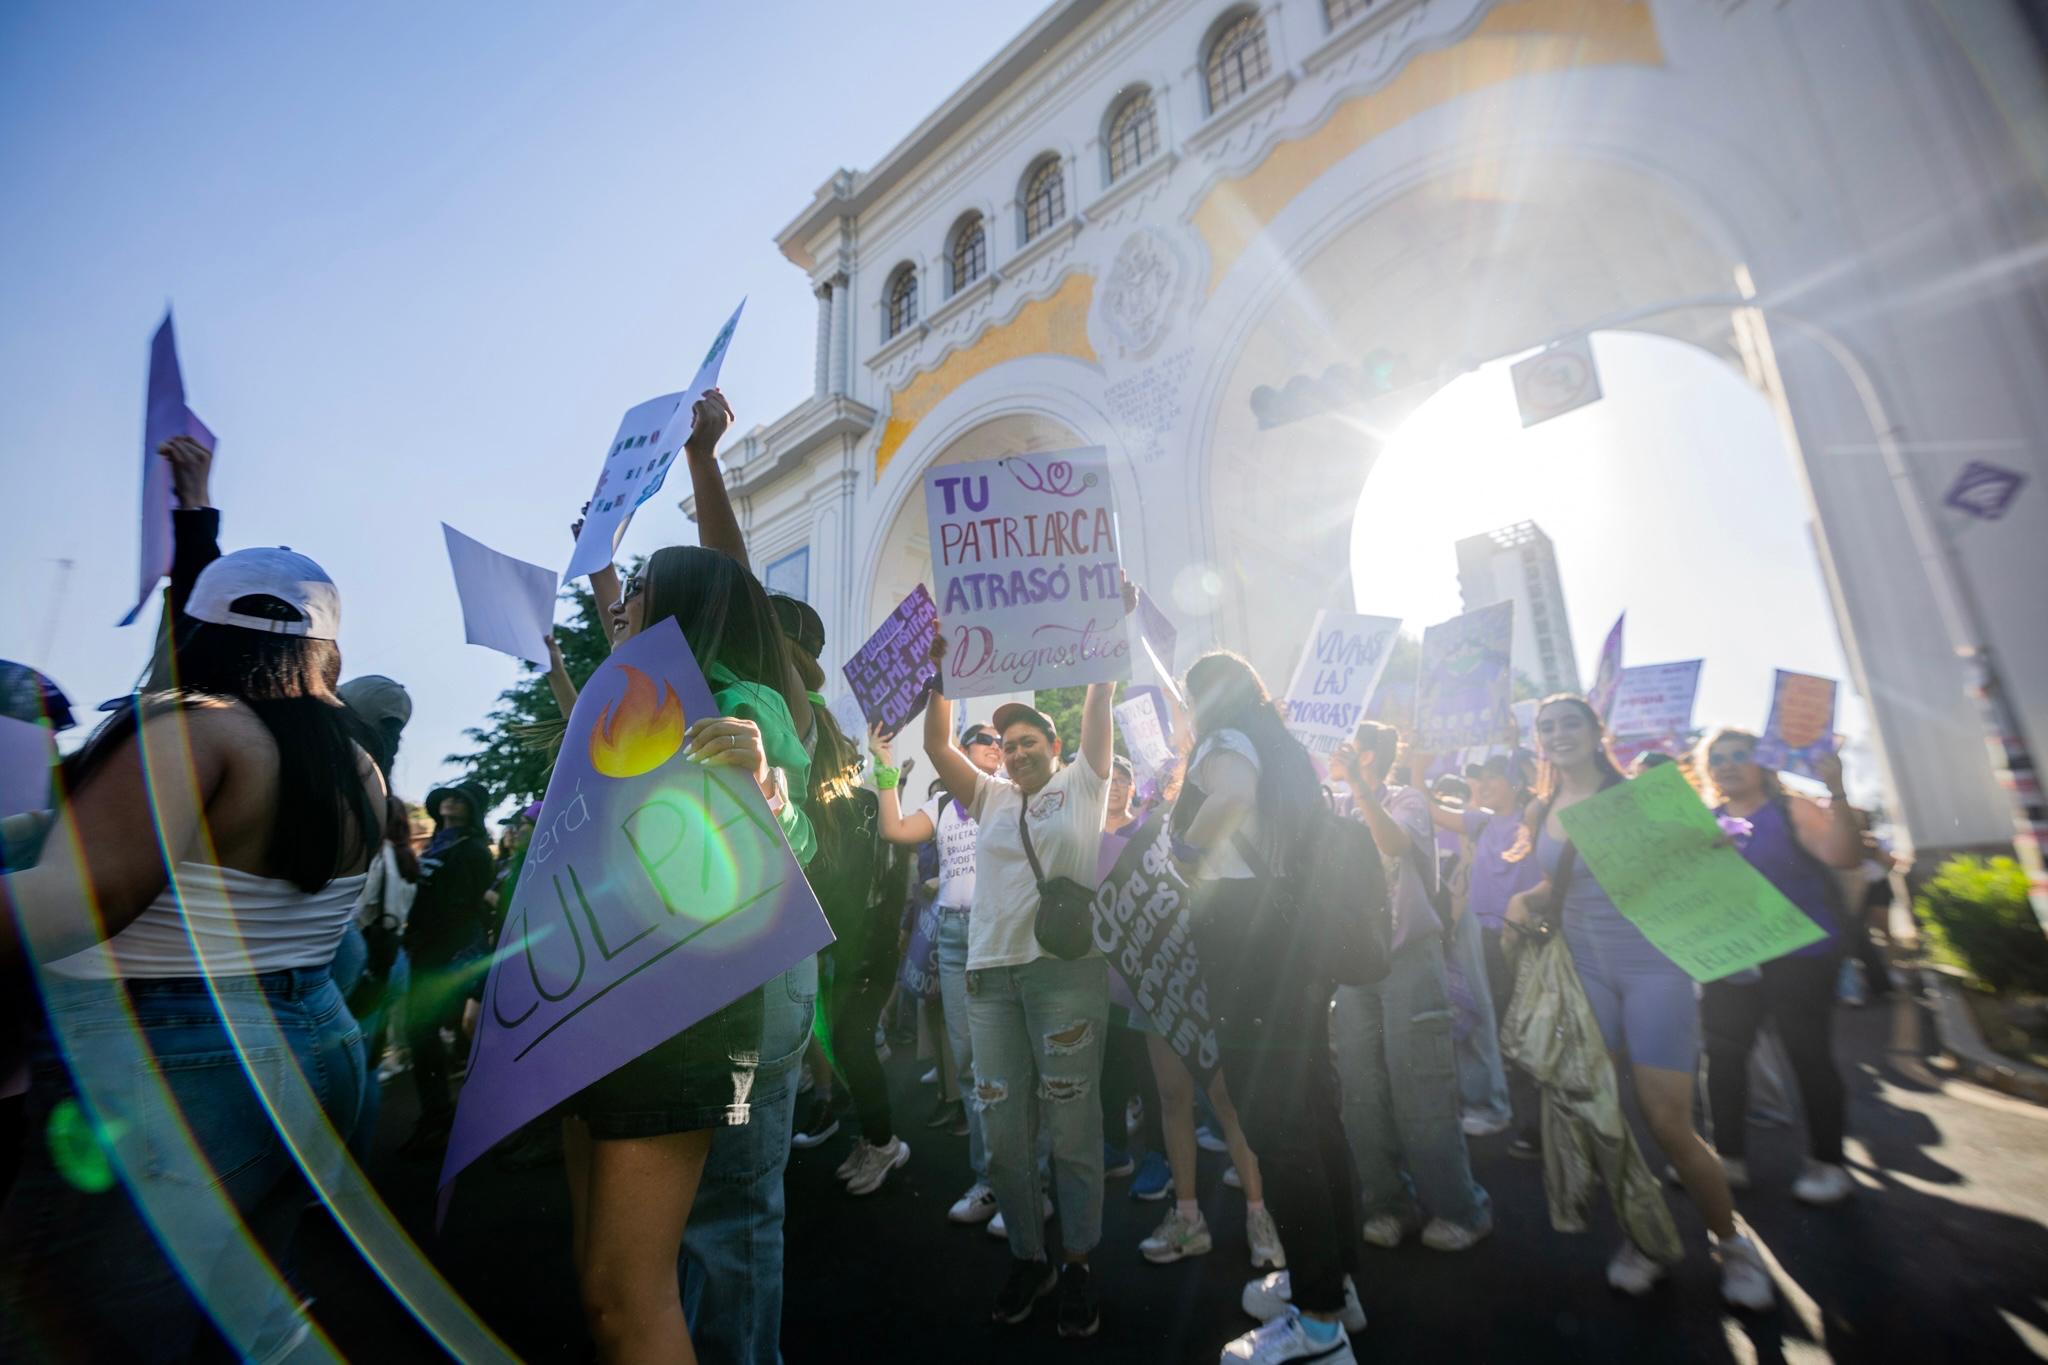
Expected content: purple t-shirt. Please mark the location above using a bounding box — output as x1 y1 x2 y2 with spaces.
1381 785 1443 950
1462 807 1543 932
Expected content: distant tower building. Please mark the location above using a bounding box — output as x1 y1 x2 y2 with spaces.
1456 521 1581 696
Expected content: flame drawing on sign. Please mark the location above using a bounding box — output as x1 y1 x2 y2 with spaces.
588 665 687 779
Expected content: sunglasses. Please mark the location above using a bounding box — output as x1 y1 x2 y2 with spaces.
1708 746 1755 767
963 733 999 749
620 573 644 605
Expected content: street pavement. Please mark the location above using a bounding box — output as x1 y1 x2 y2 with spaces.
301 981 2048 1362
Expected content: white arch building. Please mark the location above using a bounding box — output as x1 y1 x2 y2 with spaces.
686 0 2048 869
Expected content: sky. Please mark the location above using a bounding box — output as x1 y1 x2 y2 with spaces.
0 2 1875 811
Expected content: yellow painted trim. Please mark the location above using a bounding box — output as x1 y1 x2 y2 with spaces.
1193 0 1662 294
874 272 1100 478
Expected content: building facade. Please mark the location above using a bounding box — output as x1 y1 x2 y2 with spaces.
1457 521 1579 697
687 0 2048 863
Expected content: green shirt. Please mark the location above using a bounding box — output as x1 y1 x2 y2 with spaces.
707 662 815 867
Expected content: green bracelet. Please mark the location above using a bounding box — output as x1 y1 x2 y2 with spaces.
874 765 901 790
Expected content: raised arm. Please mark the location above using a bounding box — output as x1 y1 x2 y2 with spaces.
1792 754 1863 869
922 670 982 812
1331 739 1410 860
870 723 936 846
1079 680 1115 781
544 634 579 720
683 388 747 573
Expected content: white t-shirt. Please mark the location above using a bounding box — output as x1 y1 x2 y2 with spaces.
967 756 1110 970
1185 730 1265 881
919 792 982 910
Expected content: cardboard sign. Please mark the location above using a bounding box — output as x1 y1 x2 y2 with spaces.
121 311 215 626
1511 333 1602 427
1135 589 1181 703
565 300 744 580
1114 690 1175 793
1607 660 1702 742
898 900 942 1000
1557 763 1825 981
1757 669 1838 779
1091 819 1219 1081
442 523 559 666
1586 613 1625 723
925 448 1131 698
1416 603 1517 751
842 585 941 736
438 616 833 1202
1280 610 1401 766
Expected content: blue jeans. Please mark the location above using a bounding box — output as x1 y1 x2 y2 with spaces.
681 954 815 1364
935 910 987 1180
967 955 1108 1260
1449 909 1511 1128
0 969 364 1362
1333 938 1491 1232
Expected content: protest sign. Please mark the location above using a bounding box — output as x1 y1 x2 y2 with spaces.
1757 669 1838 779
842 584 940 736
898 900 942 1000
1586 613 1625 723
122 311 216 627
442 524 558 666
1607 659 1702 742
1134 589 1181 703
565 300 744 580
1557 762 1825 981
1114 690 1175 792
1279 610 1401 767
1091 818 1219 1082
1416 603 1516 751
439 615 833 1202
924 448 1130 699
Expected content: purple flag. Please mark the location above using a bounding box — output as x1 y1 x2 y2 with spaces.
1587 612 1625 723
842 584 940 736
121 311 215 626
438 616 833 1206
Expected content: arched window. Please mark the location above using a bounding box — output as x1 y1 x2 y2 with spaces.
885 264 918 339
1105 89 1159 183
1021 157 1066 244
949 213 987 294
1204 11 1271 113
1324 0 1375 25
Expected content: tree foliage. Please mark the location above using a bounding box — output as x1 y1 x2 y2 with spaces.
444 582 614 807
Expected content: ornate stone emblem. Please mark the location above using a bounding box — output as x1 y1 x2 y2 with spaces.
1097 228 1182 361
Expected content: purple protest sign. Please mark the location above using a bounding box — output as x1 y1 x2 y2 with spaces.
924 448 1131 698
842 584 940 736
121 311 215 626
1587 612 1625 723
898 900 942 1000
438 616 833 1204
1091 818 1218 1082
1416 603 1518 751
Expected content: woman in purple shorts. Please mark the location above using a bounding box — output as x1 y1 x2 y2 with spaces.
1504 695 1775 1311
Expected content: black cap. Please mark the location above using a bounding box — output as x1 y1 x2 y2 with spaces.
770 595 826 660
991 702 1057 744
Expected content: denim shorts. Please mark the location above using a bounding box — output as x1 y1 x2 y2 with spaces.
571 985 766 1139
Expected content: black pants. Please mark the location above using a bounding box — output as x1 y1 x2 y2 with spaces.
1702 953 1847 1163
1480 925 1515 1020
824 943 895 1146
1854 882 1895 998
1099 1015 1164 1153
406 954 467 1123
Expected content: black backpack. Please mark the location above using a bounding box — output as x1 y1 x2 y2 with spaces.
1286 797 1394 987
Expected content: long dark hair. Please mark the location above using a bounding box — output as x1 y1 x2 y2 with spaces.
1180 652 1321 864
638 547 805 717
778 640 862 873
62 621 382 892
384 795 420 884
1505 692 1627 862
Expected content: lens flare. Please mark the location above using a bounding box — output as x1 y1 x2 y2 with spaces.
588 665 687 779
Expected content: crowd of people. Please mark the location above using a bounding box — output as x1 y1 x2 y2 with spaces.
0 383 1910 1364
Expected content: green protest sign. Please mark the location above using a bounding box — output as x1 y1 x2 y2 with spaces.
1556 763 1824 982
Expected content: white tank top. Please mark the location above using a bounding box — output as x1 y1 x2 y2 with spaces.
45 862 368 980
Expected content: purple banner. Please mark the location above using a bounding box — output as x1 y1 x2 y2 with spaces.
1416 602 1517 751
898 901 942 1000
122 311 214 626
1587 612 1625 723
1091 819 1218 1082
842 584 941 737
438 616 833 1203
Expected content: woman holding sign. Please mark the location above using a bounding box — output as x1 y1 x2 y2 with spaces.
1504 696 1775 1311
1696 729 1861 1206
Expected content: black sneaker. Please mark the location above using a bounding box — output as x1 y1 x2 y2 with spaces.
791 1098 841 1150
992 1257 1057 1325
925 1098 964 1130
1509 1124 1541 1161
1056 1262 1100 1339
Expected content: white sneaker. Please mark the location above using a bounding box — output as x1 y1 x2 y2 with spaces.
1223 1165 1243 1190
1606 1242 1666 1296
949 1182 998 1225
1220 1309 1359 1363
920 1066 940 1085
1420 1218 1490 1252
835 1139 870 1183
1792 1161 1855 1205
1361 1214 1405 1248
1717 1234 1776 1311
1141 1207 1214 1263
1460 1112 1510 1137
846 1137 910 1196
1196 1124 1230 1154
1247 1206 1286 1270
1240 1271 1367 1333
1721 1156 1751 1190
985 1193 1055 1239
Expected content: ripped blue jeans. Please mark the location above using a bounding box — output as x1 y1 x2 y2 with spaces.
1333 937 1491 1232
966 955 1108 1260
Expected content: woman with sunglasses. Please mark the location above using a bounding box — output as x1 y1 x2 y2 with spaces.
1504 695 1774 1311
1696 729 1862 1205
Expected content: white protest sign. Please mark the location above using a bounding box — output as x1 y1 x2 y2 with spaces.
1511 333 1602 428
121 311 215 626
1279 610 1402 766
443 524 559 666
1115 691 1174 790
924 448 1131 699
1607 660 1703 740
565 299 744 580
